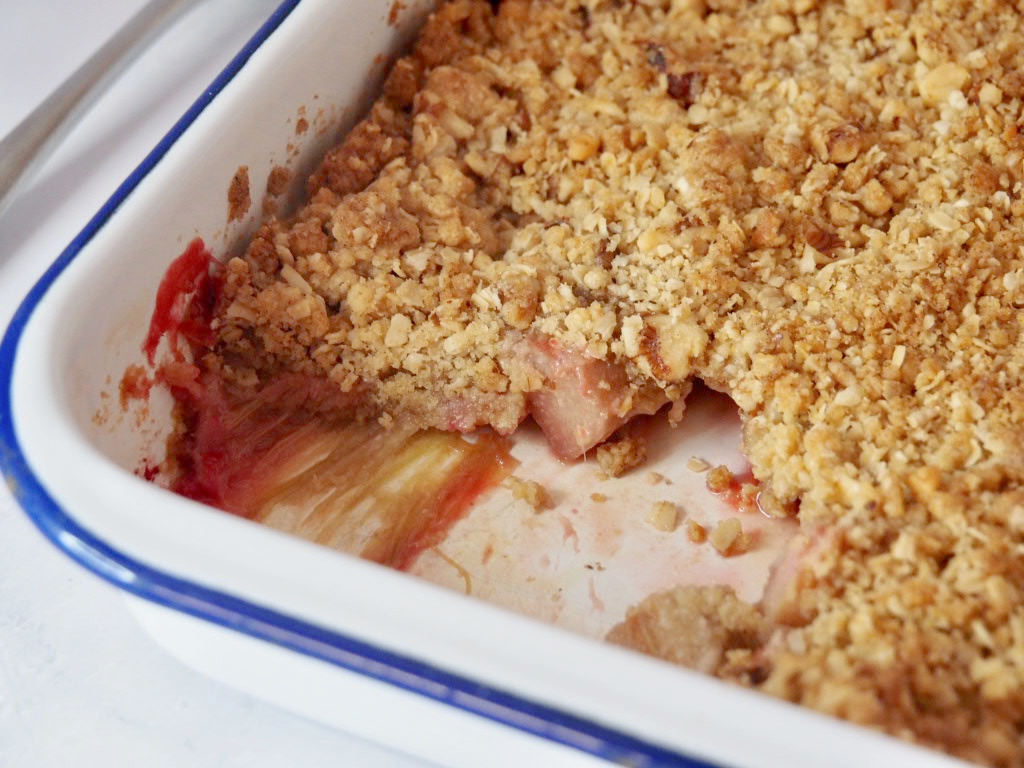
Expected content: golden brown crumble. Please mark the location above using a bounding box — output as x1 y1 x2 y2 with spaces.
198 0 1024 763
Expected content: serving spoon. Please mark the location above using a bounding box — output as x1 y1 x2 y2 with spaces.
0 0 202 216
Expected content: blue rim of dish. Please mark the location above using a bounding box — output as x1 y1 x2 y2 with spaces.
0 4 717 768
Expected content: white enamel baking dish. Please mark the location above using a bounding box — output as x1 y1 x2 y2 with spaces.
0 1 970 766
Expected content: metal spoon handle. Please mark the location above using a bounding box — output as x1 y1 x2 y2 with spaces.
0 0 199 215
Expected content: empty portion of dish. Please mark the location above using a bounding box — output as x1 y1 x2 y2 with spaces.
146 1 1024 764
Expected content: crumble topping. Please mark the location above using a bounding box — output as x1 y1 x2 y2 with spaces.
189 0 1024 763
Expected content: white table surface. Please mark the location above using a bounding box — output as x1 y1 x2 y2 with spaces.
0 2 436 766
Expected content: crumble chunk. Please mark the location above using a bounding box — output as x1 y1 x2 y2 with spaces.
607 585 768 676
705 465 734 494
595 432 648 477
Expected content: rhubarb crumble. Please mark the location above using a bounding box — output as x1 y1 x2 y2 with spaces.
158 0 1024 764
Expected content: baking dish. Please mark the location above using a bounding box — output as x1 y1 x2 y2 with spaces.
0 1 970 766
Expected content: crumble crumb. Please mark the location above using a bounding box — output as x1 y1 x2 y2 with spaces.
506 476 552 512
686 520 707 545
590 492 608 503
709 517 752 557
705 465 734 494
646 500 679 532
227 165 250 223
595 434 648 478
647 471 667 485
687 456 711 473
